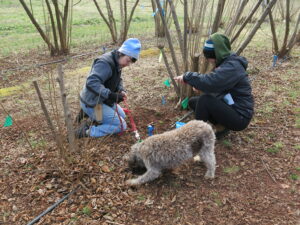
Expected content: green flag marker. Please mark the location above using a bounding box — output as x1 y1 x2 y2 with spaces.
163 79 171 87
3 115 13 127
181 97 189 109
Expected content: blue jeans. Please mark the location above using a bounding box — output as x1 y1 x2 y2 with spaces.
80 101 127 137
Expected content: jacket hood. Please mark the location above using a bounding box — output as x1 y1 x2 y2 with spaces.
229 53 248 70
210 33 231 66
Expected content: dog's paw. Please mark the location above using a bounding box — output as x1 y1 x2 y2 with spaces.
193 155 202 162
204 171 215 179
125 179 140 186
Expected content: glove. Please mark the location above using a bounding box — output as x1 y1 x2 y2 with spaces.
108 92 124 103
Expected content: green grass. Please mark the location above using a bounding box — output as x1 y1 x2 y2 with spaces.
266 142 284 154
1 0 300 58
0 0 155 56
223 166 240 174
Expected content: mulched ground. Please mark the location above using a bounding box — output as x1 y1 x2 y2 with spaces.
0 45 299 225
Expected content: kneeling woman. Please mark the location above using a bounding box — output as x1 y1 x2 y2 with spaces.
76 38 141 138
175 33 254 138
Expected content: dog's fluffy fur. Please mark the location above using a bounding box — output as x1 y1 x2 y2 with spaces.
124 120 216 186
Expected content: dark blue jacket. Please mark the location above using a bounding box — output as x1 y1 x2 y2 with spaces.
80 50 124 107
183 53 254 119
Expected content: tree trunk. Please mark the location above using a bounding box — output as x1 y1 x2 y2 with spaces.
267 0 279 54
93 0 117 43
212 0 226 33
168 0 184 58
159 46 180 97
56 65 78 153
155 0 180 76
280 12 300 57
45 0 59 54
281 0 290 53
52 0 66 54
19 0 55 54
33 81 65 158
122 0 140 44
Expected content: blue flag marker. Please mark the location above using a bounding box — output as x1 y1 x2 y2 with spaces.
272 55 278 67
147 125 154 136
175 121 186 129
161 96 166 105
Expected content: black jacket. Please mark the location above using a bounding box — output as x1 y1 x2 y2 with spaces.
183 53 254 119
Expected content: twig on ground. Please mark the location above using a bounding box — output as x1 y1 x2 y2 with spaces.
260 158 278 184
106 221 125 225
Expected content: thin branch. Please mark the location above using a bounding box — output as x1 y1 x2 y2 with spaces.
93 0 117 43
260 158 278 184
231 0 263 44
236 0 278 55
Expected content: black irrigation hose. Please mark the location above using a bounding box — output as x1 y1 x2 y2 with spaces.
0 47 113 75
26 185 80 225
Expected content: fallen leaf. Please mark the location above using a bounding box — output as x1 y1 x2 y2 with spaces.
101 165 110 173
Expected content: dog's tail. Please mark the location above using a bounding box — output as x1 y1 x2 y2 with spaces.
201 122 216 153
190 120 216 154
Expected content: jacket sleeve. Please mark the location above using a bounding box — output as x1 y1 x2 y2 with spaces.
183 61 244 93
86 60 112 100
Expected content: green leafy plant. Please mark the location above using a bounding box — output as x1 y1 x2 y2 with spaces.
290 174 299 181
222 139 232 149
266 142 284 154
82 206 91 216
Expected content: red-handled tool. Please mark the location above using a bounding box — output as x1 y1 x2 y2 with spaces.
123 99 141 141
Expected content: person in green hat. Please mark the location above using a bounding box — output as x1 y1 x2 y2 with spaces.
175 33 254 139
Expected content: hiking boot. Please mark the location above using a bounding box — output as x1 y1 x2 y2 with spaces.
215 128 230 140
75 109 89 124
75 121 89 139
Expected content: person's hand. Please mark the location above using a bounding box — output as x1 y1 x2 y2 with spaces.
109 92 124 103
120 91 127 100
174 75 185 83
